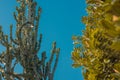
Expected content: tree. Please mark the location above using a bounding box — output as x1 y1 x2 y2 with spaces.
72 0 120 80
0 0 60 80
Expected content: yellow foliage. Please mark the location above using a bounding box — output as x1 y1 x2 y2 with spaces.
113 63 120 73
72 48 82 68
110 40 120 52
72 0 120 80
113 15 119 21
88 73 96 80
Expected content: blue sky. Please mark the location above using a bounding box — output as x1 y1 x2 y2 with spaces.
0 0 87 80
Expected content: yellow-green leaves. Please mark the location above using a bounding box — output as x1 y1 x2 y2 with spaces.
110 40 120 52
113 63 120 73
72 48 81 68
72 0 120 80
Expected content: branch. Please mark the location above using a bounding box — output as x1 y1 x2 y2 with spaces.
10 24 19 45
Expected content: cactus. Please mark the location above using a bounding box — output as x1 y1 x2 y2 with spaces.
0 0 60 80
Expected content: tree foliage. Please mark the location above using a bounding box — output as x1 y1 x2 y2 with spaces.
72 0 120 80
0 0 60 80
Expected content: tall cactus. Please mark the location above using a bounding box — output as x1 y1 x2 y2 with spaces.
0 0 60 80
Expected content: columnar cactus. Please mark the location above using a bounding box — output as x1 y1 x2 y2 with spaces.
0 0 60 80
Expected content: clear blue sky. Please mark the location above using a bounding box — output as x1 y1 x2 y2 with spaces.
0 0 87 80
